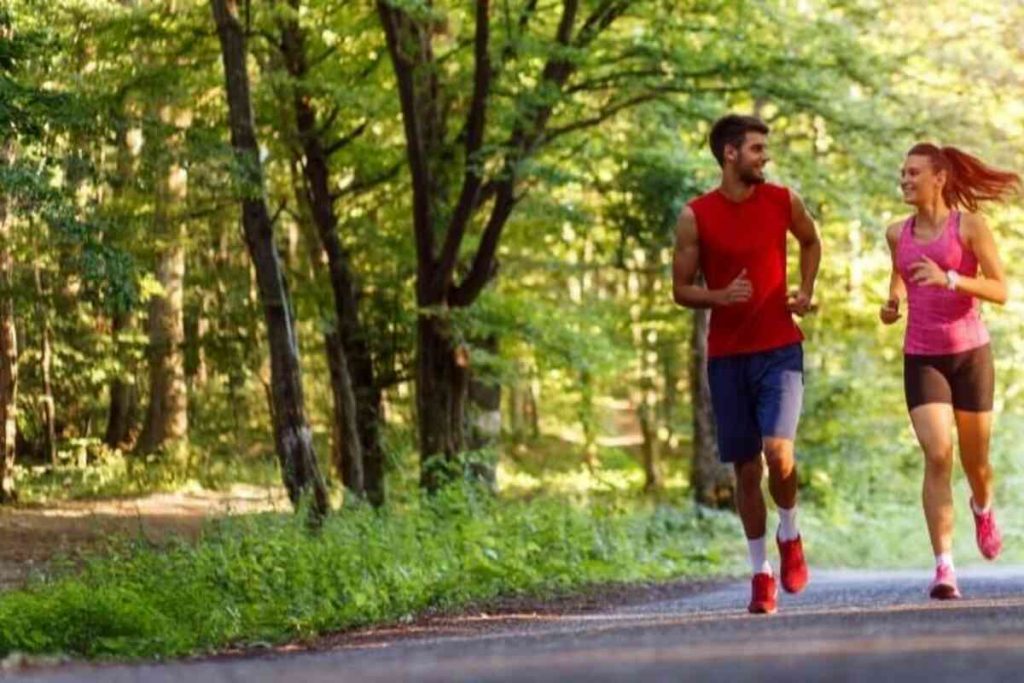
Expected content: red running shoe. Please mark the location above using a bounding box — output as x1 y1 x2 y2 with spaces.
971 499 1003 561
777 534 809 594
929 564 962 600
748 572 778 614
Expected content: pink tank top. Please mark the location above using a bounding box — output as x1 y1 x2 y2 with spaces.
896 211 989 355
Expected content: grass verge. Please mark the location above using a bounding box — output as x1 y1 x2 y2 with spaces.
0 486 739 660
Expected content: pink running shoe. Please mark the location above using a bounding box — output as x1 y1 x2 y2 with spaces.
929 564 961 600
971 498 1003 561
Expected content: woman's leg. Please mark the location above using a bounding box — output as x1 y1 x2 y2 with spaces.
952 344 996 509
955 410 994 509
909 403 955 556
955 408 1002 559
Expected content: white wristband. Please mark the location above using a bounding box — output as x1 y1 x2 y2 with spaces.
946 270 960 291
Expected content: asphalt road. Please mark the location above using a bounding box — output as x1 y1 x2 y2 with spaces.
10 565 1024 682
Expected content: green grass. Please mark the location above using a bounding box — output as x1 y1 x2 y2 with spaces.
0 486 740 660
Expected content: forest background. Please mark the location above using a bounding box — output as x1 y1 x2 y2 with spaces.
0 0 1023 660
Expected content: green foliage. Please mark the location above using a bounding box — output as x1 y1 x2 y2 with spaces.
0 486 736 659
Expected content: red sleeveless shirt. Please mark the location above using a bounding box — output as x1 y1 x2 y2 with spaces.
688 183 803 358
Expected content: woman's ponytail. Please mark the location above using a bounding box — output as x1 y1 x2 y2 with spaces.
908 142 1021 211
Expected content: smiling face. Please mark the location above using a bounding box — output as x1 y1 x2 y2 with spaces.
901 153 946 207
726 132 769 186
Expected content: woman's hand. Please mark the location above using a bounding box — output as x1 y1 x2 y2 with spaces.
908 255 948 288
879 297 902 325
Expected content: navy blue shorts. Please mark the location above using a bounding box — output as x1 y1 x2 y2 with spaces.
707 343 804 463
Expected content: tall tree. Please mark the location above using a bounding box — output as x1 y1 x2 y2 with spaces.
0 138 17 501
104 115 142 449
137 103 191 456
210 0 328 518
376 0 656 489
273 0 389 503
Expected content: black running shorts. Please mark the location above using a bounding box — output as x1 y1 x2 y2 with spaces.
903 344 994 412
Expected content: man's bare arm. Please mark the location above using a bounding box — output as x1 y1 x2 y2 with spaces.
672 207 751 309
788 190 821 300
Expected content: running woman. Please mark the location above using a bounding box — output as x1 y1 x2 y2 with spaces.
673 114 821 614
880 143 1020 599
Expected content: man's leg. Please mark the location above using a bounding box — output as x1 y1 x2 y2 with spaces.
707 355 775 613
733 454 777 614
763 437 806 593
755 344 806 593
734 455 768 549
763 437 797 510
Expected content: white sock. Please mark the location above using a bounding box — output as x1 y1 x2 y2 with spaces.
747 535 772 575
935 552 954 570
971 498 991 515
777 506 799 542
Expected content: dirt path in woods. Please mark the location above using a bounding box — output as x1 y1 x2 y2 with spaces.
0 485 289 590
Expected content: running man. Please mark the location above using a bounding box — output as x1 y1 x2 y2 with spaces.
880 143 1019 599
673 114 821 614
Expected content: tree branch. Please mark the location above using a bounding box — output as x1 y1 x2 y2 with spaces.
500 0 539 64
433 0 492 296
505 0 579 158
574 0 630 48
543 91 660 143
450 181 516 307
329 162 403 202
564 68 669 94
449 0 585 309
269 198 288 227
324 119 369 157
376 1 437 288
472 178 498 211
317 105 341 137
309 43 339 68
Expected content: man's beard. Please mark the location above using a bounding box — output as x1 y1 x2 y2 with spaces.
738 165 766 186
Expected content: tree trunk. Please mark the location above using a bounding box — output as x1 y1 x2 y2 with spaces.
211 0 328 520
659 338 682 451
417 314 469 491
104 117 140 449
32 260 56 466
638 359 662 493
465 334 499 488
137 105 190 456
325 331 363 494
104 311 137 448
0 140 18 502
579 371 599 471
277 7 386 504
188 295 210 390
136 243 187 454
638 268 663 492
509 381 527 444
354 364 386 504
690 306 734 508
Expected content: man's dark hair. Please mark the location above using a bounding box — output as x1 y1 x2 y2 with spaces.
709 114 769 167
